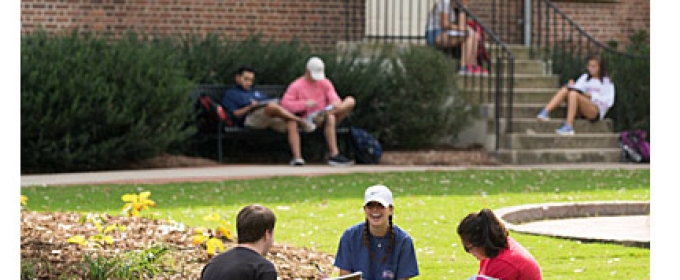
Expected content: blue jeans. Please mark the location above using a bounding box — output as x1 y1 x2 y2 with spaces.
425 29 442 46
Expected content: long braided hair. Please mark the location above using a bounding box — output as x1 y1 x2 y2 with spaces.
362 214 396 264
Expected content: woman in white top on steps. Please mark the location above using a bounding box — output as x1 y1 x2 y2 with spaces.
536 55 616 135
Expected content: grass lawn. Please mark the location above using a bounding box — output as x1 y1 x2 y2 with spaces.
21 169 650 279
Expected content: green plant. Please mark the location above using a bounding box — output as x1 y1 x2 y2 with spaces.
192 213 233 257
67 213 126 248
83 253 120 280
21 30 196 173
20 259 38 280
117 244 172 278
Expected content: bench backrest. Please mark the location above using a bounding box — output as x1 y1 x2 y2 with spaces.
190 84 288 105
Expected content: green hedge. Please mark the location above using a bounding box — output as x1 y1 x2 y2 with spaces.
21 31 196 173
21 31 475 172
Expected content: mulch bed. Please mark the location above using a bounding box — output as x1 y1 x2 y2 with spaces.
21 210 334 279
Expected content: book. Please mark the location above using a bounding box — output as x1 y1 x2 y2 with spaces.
252 98 280 108
326 272 362 280
567 85 586 94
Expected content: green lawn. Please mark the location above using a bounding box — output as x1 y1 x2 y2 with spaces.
21 169 650 279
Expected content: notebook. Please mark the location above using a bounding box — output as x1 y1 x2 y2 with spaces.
327 272 362 280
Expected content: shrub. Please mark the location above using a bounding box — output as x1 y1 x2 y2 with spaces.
21 31 196 173
328 46 475 149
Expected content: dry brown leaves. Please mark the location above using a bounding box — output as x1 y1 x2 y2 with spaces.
21 211 335 279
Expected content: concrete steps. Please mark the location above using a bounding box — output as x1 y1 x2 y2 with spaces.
335 41 622 164
491 118 614 134
494 148 623 164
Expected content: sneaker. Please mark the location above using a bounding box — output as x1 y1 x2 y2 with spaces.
469 65 489 76
307 110 328 126
536 109 550 121
290 158 305 166
555 124 575 135
457 65 475 75
328 154 353 166
299 119 316 132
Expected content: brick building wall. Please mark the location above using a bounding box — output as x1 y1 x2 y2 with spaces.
21 0 648 51
20 0 365 53
468 0 650 48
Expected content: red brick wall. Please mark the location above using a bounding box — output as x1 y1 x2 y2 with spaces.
20 0 365 52
21 0 648 51
469 0 650 48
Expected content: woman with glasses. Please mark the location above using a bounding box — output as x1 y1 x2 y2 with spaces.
457 209 542 280
331 185 420 280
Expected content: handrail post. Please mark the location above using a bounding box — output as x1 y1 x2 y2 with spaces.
524 0 532 47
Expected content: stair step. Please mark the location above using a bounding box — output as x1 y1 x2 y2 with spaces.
463 88 561 103
494 148 623 164
481 103 575 119
456 74 559 89
487 44 534 60
507 133 620 150
492 118 614 134
499 60 545 75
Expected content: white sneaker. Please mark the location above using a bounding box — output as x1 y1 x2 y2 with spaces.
299 119 316 132
290 158 305 166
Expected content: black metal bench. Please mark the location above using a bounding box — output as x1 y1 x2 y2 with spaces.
191 84 352 163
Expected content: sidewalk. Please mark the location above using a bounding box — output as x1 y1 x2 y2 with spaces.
21 163 649 187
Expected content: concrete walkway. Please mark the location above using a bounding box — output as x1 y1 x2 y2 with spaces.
20 163 650 248
20 163 649 187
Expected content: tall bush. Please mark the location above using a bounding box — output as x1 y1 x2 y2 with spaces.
328 46 475 149
21 31 196 173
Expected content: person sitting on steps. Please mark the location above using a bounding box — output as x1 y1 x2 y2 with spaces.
536 55 615 135
425 0 488 75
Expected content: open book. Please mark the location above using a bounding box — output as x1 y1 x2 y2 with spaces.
252 98 280 108
327 272 362 280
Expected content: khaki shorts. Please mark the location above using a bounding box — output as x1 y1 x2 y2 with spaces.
244 107 287 133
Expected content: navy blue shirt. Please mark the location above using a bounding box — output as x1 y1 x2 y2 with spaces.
222 85 270 127
334 222 420 280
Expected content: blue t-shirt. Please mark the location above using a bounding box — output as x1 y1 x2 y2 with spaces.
334 222 419 280
221 85 269 126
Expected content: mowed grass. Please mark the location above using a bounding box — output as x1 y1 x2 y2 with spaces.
21 169 650 279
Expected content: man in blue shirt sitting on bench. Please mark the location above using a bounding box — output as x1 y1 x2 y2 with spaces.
222 66 316 166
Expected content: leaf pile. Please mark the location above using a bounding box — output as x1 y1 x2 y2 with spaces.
21 211 335 279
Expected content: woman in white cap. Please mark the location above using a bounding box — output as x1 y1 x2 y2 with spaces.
332 185 420 279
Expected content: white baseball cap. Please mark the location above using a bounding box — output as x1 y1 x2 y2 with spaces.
364 185 393 207
306 56 326 81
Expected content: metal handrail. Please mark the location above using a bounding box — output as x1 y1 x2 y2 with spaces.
343 0 516 151
531 0 650 132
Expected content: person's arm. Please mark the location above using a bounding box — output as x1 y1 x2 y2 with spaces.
324 81 342 107
232 100 259 117
280 84 309 114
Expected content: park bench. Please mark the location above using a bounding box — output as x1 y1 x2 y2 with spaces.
190 84 352 163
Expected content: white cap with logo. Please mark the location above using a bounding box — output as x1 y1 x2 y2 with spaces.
306 56 326 81
364 185 393 207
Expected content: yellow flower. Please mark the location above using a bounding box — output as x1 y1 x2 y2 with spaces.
217 221 233 240
203 213 221 221
121 191 156 217
206 237 224 256
192 234 207 245
20 195 27 206
67 235 87 246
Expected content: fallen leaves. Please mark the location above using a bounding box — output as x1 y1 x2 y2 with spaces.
21 210 335 279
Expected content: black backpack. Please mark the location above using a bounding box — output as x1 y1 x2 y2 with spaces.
350 127 382 164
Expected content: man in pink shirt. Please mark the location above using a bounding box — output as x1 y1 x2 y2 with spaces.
281 57 356 166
